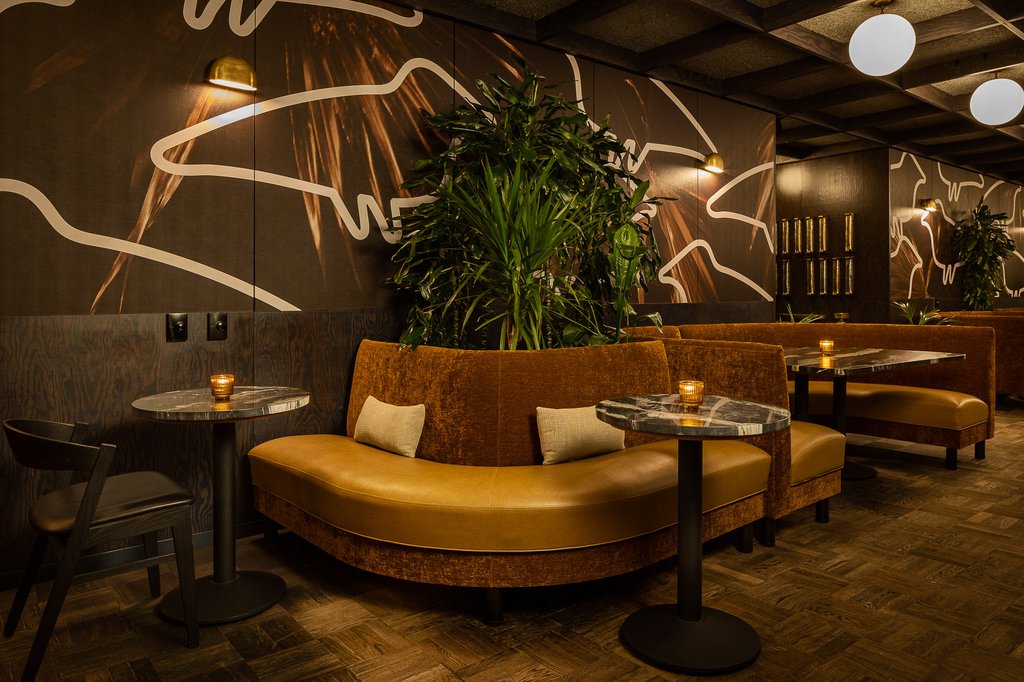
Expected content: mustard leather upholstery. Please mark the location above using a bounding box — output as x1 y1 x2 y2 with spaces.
670 323 995 452
249 435 769 552
799 382 989 431
789 421 846 485
250 339 773 589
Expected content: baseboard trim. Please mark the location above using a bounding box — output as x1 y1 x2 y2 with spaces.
0 520 267 592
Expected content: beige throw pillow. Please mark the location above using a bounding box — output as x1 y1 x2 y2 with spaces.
353 395 425 458
537 405 626 465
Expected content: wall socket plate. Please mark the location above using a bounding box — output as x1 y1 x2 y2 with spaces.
207 312 228 341
166 313 188 342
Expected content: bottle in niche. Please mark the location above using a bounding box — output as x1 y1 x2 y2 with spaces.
817 215 828 253
805 216 816 253
843 213 855 252
831 258 841 295
844 256 855 294
779 218 790 254
818 258 828 295
793 217 803 253
780 259 791 296
806 260 815 295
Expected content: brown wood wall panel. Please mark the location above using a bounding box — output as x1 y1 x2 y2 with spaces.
775 149 891 322
0 309 401 575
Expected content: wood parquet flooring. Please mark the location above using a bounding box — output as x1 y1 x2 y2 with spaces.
5 402 1024 681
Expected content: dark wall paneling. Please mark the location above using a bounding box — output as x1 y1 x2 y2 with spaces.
888 151 1024 310
636 302 776 325
776 149 890 322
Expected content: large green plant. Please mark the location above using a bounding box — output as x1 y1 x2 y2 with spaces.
388 63 661 349
952 203 1015 311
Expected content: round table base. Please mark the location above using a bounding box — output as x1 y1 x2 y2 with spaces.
841 460 878 480
620 604 760 675
158 571 285 625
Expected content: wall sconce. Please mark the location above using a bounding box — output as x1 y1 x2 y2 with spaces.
969 77 1024 126
206 56 257 92
918 198 937 213
700 152 725 174
848 0 915 77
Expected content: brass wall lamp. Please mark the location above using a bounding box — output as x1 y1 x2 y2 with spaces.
918 198 937 213
206 56 257 92
700 152 725 174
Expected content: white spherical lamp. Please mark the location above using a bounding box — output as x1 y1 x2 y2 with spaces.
969 78 1024 126
848 14 916 77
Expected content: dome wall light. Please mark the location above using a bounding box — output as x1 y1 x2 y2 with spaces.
700 152 725 174
969 78 1024 126
848 1 916 77
919 198 937 213
206 56 257 92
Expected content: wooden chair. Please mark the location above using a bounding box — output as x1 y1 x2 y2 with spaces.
2 418 199 681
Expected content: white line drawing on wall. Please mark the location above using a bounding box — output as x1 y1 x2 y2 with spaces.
0 178 299 310
0 0 73 14
181 0 422 35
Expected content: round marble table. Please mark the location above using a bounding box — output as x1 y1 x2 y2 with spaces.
597 393 790 675
132 386 309 625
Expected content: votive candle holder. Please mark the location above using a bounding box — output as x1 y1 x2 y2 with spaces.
678 379 704 412
819 339 835 356
210 373 235 401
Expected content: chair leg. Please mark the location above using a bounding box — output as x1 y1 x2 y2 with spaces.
756 518 776 547
170 515 199 648
975 441 986 460
945 447 958 470
22 544 80 681
143 532 161 598
733 523 754 553
815 498 830 523
4 535 48 638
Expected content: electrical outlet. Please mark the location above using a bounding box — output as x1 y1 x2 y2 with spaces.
166 313 188 342
207 312 228 341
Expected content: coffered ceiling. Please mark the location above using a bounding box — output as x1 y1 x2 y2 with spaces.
401 0 1024 185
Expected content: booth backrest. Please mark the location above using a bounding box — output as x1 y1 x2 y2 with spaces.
347 340 672 466
669 323 996 434
945 312 1024 395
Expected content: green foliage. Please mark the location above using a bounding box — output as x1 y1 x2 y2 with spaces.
952 203 1015 311
782 304 825 323
892 300 950 325
388 61 662 349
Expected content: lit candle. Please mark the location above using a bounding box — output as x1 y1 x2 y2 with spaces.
210 373 235 401
678 379 704 412
821 355 834 369
819 339 835 356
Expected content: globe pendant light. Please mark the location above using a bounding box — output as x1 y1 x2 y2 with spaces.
848 2 916 77
970 78 1024 126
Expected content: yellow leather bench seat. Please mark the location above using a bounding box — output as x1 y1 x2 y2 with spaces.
249 434 770 553
790 420 846 485
797 382 989 431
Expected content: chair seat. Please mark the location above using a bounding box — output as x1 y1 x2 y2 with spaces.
790 420 846 485
30 471 193 536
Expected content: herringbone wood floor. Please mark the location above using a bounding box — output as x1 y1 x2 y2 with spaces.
4 402 1024 681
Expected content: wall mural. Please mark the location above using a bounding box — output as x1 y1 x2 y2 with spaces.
889 150 1024 306
0 0 775 316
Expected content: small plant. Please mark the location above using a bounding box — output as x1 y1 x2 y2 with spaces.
892 300 950 325
782 303 825 323
952 203 1015 311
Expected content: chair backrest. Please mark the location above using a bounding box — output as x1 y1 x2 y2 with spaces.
3 418 100 473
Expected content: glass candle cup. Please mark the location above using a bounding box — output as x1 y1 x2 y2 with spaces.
678 379 704 412
210 373 235 401
819 339 835 356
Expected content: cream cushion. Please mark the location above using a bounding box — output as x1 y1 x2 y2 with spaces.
352 395 425 457
536 405 625 464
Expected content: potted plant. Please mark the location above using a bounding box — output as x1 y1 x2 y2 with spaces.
952 203 1015 310
388 62 661 349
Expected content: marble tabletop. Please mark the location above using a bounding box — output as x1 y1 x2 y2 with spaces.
784 346 965 376
596 394 790 438
132 386 309 422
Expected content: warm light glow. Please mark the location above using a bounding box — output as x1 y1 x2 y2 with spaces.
919 198 937 213
701 152 725 174
206 56 257 92
969 78 1024 126
678 379 705 412
819 339 835 356
210 373 235 401
848 13 916 77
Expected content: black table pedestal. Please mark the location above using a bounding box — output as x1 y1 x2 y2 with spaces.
620 605 760 675
620 439 760 675
159 571 285 625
